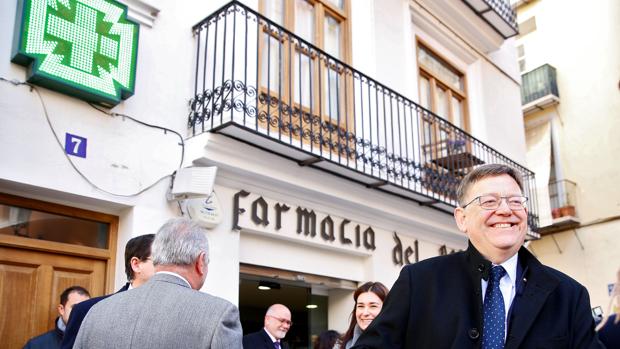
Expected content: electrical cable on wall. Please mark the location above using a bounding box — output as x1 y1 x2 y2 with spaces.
0 76 185 197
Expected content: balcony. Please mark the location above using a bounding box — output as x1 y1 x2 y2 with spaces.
189 1 540 235
521 64 560 115
460 0 519 38
538 179 579 235
412 0 518 53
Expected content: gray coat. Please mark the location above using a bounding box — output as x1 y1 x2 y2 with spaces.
73 273 242 349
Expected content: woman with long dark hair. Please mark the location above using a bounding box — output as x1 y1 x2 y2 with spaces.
334 281 389 349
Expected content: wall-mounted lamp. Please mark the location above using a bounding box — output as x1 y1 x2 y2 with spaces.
306 304 318 309
258 281 281 291
167 166 217 201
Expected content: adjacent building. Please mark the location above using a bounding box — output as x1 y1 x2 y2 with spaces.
515 0 620 312
0 0 537 347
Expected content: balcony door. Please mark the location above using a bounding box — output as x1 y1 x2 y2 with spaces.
258 0 352 158
417 42 471 198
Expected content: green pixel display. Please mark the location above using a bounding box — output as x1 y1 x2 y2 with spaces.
12 0 139 106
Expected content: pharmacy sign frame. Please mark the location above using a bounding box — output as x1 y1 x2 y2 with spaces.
12 0 139 106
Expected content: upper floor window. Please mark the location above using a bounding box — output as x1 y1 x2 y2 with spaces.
258 0 352 141
417 44 467 130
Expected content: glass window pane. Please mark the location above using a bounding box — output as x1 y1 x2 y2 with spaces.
436 87 448 119
323 67 340 122
451 96 464 128
324 0 344 10
264 0 285 26
294 51 312 107
260 35 282 93
295 0 315 44
418 46 463 92
419 76 431 109
0 204 109 248
324 15 341 59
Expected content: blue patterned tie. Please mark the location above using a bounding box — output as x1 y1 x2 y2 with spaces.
274 341 280 349
482 265 507 349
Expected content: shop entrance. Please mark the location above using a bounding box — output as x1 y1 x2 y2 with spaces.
239 264 357 349
0 193 117 349
240 264 355 349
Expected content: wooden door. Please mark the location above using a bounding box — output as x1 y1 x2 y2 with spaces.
0 246 106 349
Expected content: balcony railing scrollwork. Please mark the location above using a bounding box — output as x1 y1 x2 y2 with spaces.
189 1 540 234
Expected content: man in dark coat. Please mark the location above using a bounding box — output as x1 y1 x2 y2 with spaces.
60 233 155 349
353 164 604 349
243 304 292 349
23 286 90 349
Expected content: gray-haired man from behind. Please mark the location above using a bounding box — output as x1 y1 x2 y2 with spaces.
73 218 243 348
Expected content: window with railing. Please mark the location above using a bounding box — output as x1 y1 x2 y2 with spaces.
258 0 351 150
549 179 577 219
188 1 540 233
417 42 474 200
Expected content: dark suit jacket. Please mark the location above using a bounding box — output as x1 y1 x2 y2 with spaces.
598 314 620 349
353 243 604 349
59 282 129 349
243 329 290 349
23 317 63 349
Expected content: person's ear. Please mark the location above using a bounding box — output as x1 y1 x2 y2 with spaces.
454 207 467 234
57 304 65 317
195 252 208 276
130 256 141 274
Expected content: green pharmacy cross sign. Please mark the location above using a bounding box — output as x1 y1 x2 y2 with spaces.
12 0 139 106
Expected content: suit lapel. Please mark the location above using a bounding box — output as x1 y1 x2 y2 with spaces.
260 329 274 349
505 248 560 349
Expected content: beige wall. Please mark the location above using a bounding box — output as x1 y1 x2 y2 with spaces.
518 0 620 310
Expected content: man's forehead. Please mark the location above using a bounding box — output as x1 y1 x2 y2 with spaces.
271 308 291 318
467 175 521 193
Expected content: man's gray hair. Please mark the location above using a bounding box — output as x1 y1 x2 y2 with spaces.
456 164 524 206
151 218 209 266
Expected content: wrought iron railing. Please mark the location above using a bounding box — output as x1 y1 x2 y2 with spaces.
189 1 539 232
549 179 577 219
461 0 519 38
521 64 559 106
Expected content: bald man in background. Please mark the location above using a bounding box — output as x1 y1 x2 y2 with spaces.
243 304 292 349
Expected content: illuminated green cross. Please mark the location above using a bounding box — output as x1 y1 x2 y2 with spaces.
12 0 138 106
48 2 99 72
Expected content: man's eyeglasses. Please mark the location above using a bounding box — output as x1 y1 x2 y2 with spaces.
461 194 528 210
267 315 293 326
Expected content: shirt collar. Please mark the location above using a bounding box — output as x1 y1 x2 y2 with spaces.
496 252 518 285
57 316 66 333
156 271 192 288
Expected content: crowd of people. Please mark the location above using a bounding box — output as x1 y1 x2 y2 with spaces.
22 164 618 348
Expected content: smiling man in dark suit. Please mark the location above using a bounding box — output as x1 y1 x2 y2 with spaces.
243 304 292 349
353 164 603 349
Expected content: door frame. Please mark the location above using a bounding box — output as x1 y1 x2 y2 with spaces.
0 193 118 294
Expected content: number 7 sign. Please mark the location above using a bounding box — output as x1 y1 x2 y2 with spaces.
65 133 87 158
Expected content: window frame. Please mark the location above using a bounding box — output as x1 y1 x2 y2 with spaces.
416 40 468 130
257 0 353 152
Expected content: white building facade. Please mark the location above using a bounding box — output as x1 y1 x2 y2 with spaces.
0 0 535 347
